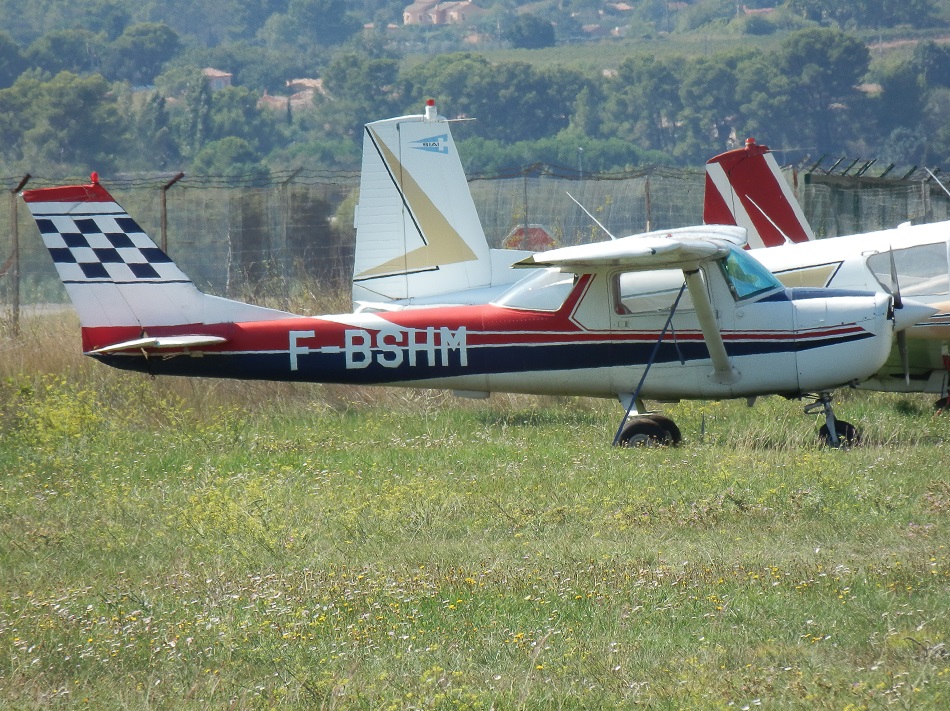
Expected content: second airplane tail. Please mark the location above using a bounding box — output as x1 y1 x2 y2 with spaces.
353 100 529 308
703 138 815 248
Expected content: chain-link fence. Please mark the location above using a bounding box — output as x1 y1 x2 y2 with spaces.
3 166 949 323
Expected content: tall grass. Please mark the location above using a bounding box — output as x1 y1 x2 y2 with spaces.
1 311 948 708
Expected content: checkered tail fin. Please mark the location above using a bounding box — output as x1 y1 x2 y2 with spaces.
22 176 291 333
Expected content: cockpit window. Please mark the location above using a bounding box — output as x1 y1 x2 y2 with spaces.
866 243 949 297
493 268 577 311
719 247 783 301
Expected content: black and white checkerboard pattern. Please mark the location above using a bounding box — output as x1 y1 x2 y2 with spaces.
32 211 190 284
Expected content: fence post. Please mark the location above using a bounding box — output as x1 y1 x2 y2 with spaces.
644 176 652 232
160 172 185 253
8 174 31 335
280 168 303 308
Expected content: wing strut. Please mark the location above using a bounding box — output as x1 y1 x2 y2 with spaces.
613 282 689 446
684 268 739 384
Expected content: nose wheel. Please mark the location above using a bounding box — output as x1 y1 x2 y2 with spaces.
805 393 860 448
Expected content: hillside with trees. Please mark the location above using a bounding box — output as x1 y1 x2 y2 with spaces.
0 0 949 177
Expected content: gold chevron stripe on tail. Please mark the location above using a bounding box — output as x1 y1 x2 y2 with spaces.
356 126 478 279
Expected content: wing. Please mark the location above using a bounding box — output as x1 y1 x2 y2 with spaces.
514 225 747 271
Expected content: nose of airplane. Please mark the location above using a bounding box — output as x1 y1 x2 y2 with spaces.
892 298 939 332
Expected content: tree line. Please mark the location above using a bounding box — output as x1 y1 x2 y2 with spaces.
0 0 947 177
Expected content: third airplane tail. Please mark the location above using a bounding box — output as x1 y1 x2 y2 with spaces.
703 138 815 248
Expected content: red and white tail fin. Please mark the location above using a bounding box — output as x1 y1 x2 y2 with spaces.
703 138 814 248
23 175 291 351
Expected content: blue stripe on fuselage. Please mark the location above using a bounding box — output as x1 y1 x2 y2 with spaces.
787 287 876 300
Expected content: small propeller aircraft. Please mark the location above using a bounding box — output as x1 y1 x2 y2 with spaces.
24 151 933 447
350 101 944 443
703 138 950 408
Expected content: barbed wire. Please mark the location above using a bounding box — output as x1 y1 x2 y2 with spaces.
0 163 717 192
4 155 943 193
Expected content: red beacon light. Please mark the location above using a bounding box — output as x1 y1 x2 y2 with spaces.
743 137 768 156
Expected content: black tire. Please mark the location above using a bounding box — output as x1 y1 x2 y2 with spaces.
618 418 671 447
645 414 682 445
818 419 860 448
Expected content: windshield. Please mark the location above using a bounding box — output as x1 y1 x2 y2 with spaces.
493 269 577 311
866 243 950 297
719 247 783 301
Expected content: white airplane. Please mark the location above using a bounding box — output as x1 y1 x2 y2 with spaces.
703 138 950 407
350 102 949 443
23 135 934 447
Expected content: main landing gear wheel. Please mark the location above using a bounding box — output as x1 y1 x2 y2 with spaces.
818 419 860 448
618 417 675 447
642 414 682 445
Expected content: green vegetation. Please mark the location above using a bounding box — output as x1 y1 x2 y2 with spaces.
1 312 948 708
0 1 950 177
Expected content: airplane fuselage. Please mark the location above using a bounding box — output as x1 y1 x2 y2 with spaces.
754 221 950 393
85 271 897 403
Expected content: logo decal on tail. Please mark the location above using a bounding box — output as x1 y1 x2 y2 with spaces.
410 134 449 154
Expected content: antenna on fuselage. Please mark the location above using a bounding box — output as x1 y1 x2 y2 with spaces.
924 168 950 200
566 192 617 240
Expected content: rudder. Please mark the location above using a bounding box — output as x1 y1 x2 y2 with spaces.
704 138 815 248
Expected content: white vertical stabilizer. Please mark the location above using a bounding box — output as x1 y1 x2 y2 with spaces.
353 100 497 304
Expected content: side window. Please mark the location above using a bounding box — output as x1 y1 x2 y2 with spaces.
493 268 578 311
866 243 950 297
613 269 692 315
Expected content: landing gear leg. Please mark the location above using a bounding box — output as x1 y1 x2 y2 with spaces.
934 369 949 413
805 393 859 448
613 282 688 448
614 396 682 447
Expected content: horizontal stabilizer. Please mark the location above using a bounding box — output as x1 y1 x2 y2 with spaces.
89 335 227 355
515 225 746 271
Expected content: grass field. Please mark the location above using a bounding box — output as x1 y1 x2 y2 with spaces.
1 313 949 709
